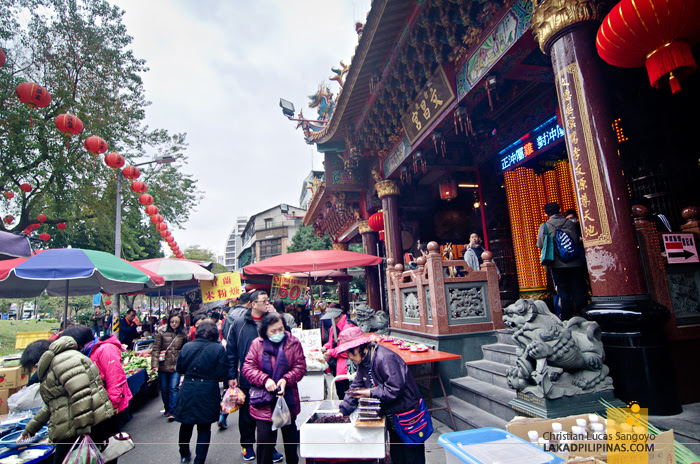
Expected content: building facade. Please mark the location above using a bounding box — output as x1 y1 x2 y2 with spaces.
224 216 249 271
237 204 306 268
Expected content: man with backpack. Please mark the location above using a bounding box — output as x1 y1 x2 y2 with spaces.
537 202 588 320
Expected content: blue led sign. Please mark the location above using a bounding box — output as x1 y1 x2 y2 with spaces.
498 116 565 171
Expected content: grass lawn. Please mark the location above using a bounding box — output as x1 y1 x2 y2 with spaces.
0 320 60 358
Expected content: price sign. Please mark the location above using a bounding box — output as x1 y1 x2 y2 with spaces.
200 272 242 303
291 328 322 352
270 274 308 304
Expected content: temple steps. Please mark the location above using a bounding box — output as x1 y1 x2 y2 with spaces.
431 330 519 431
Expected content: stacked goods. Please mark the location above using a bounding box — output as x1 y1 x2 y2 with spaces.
0 358 29 415
357 397 381 421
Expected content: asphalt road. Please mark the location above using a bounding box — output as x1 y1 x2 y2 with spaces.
120 388 449 464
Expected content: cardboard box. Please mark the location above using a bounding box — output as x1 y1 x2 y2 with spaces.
298 371 325 402
0 388 19 415
0 366 24 389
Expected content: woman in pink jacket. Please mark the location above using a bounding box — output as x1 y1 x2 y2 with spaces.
321 306 355 400
242 312 306 464
62 325 133 463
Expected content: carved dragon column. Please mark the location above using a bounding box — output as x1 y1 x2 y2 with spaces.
359 220 382 311
531 0 679 414
375 180 402 264
332 242 350 310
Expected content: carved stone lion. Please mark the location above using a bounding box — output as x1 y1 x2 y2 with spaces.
353 303 389 335
502 299 613 399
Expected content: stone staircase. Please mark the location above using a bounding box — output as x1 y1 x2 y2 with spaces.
432 330 520 430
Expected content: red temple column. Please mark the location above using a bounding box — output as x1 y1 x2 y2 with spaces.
332 242 350 310
376 180 402 264
531 0 679 414
359 220 382 311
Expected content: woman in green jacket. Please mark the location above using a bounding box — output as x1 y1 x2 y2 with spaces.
19 334 115 464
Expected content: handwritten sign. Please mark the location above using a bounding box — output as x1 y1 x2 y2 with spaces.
270 274 308 304
401 65 455 144
200 272 242 303
663 233 699 264
291 328 322 352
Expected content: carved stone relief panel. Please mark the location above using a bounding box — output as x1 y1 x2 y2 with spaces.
425 288 432 325
445 282 491 325
402 290 420 324
668 270 700 325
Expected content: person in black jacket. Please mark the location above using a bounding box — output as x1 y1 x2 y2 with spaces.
225 291 283 462
175 320 226 464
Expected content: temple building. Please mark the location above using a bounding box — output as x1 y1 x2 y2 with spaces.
295 0 700 422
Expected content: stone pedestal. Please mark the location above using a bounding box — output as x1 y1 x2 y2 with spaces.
510 391 624 419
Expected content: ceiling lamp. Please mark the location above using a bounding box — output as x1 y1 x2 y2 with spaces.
439 177 458 202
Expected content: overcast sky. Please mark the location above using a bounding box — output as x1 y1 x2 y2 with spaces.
111 0 372 258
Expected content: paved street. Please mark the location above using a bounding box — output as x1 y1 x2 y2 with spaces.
121 390 449 464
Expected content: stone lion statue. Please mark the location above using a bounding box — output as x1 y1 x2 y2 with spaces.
502 299 613 399
353 303 389 335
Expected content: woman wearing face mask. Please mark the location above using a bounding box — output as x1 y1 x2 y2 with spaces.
152 312 188 421
242 312 306 464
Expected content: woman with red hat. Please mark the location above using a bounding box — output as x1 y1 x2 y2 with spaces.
333 327 431 464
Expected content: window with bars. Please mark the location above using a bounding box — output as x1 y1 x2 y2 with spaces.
260 238 282 260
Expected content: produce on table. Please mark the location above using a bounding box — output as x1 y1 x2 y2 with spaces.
121 351 158 379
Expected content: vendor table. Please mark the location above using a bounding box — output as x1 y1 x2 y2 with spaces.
126 368 148 397
377 341 460 431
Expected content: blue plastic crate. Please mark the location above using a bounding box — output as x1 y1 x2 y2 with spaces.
438 427 564 464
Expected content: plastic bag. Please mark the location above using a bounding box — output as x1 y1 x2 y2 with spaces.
220 387 246 414
271 396 291 431
63 435 105 464
7 383 43 413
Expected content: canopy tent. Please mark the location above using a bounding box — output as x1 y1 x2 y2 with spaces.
0 231 32 260
243 249 383 275
133 258 215 282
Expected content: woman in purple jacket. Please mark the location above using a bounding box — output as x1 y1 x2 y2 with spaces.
242 312 306 464
336 327 429 464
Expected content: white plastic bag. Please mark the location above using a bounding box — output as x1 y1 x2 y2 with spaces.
271 396 291 431
8 383 43 413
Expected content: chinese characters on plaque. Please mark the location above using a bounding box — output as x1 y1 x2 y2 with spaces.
400 66 456 144
200 272 242 303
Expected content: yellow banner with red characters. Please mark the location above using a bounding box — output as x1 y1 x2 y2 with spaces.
200 272 242 303
270 274 308 304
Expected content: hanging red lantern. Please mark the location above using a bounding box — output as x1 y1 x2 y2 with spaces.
379 231 385 241
439 178 458 201
84 136 108 157
57 223 66 231
160 230 171 238
139 194 154 206
104 153 125 169
367 211 384 232
150 214 164 224
37 214 47 223
165 236 174 243
3 215 14 224
597 1 700 94
54 113 83 136
156 222 167 231
15 83 51 109
3 192 13 200
39 232 50 242
22 227 32 235
145 205 159 215
19 184 32 193
130 181 147 194
32 223 41 231
0 47 5 68
105 300 112 306
122 165 141 180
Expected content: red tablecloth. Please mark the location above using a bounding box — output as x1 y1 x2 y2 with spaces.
377 340 461 365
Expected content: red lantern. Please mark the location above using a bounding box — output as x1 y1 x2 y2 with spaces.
439 178 458 201
145 205 159 215
160 230 171 238
150 214 164 224
368 211 384 232
139 194 154 206
84 136 108 157
130 181 147 194
165 236 174 243
22 227 32 235
104 153 125 169
105 300 112 306
57 223 66 231
39 232 50 242
122 165 141 180
31 223 40 231
3 192 13 200
0 47 5 68
156 222 167 231
597 0 700 94
55 113 83 136
37 214 47 223
19 184 32 193
15 82 51 109
379 231 385 241
3 215 13 224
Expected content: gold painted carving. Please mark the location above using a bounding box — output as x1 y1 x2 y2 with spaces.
375 180 400 198
530 0 606 53
358 220 373 235
332 243 349 251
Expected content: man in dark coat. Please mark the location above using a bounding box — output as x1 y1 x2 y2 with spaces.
537 202 588 320
226 291 282 462
118 309 140 349
222 292 251 340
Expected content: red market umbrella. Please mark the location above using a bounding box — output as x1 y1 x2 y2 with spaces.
243 249 383 275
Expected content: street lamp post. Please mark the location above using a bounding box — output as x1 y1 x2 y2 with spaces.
112 155 176 337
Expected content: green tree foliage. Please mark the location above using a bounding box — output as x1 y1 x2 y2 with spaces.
0 0 200 260
182 245 216 262
287 225 332 253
